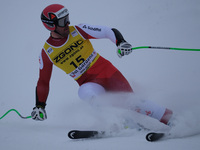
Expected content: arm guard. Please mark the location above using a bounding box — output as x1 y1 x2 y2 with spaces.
111 28 126 46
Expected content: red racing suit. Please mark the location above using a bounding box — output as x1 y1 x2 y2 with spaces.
36 24 133 108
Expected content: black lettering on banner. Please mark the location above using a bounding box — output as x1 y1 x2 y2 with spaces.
59 52 65 59
88 26 101 31
60 57 69 64
70 55 85 68
54 56 60 63
53 39 84 63
64 48 71 55
82 25 101 31
69 49 80 58
70 61 78 68
76 55 85 64
70 42 78 50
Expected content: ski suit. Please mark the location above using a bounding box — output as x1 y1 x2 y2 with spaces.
36 24 133 107
35 23 173 125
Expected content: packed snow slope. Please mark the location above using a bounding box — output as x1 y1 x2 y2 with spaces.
0 0 200 150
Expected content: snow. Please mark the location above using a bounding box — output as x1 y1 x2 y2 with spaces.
0 0 200 149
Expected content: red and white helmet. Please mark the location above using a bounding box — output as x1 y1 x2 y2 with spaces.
41 4 70 31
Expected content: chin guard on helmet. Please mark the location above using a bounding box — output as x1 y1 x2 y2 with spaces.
41 4 70 31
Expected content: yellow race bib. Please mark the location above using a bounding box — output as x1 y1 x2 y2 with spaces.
43 26 99 79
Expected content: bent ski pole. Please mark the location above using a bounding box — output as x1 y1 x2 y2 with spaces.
131 46 200 51
0 109 31 120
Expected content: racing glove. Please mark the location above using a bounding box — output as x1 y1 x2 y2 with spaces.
117 41 132 58
31 105 47 121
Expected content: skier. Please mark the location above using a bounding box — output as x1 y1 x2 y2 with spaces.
31 4 173 126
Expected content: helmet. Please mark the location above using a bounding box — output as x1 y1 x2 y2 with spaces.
41 4 70 31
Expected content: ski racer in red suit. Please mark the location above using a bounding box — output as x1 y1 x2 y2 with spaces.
31 4 173 127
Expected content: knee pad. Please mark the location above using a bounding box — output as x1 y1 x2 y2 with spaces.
78 82 106 101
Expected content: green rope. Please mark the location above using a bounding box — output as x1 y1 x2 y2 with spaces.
118 46 200 55
131 46 200 51
0 109 31 120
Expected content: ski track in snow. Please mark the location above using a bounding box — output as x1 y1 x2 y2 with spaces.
0 0 200 150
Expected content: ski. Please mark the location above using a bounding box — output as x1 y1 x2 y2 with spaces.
68 130 105 139
146 132 165 142
68 130 166 141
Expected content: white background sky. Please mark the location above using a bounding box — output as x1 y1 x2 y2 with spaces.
0 0 200 149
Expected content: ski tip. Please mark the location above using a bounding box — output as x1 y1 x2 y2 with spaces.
68 130 101 139
68 130 78 139
146 132 165 142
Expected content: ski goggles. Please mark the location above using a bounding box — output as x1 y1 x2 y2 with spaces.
57 15 70 27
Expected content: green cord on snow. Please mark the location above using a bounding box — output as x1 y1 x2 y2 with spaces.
118 46 200 55
131 46 200 51
0 109 31 120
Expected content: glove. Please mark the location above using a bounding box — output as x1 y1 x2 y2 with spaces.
31 106 47 121
117 42 132 58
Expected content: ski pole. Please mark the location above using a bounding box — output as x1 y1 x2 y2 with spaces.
131 46 200 51
0 109 31 120
118 46 200 55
